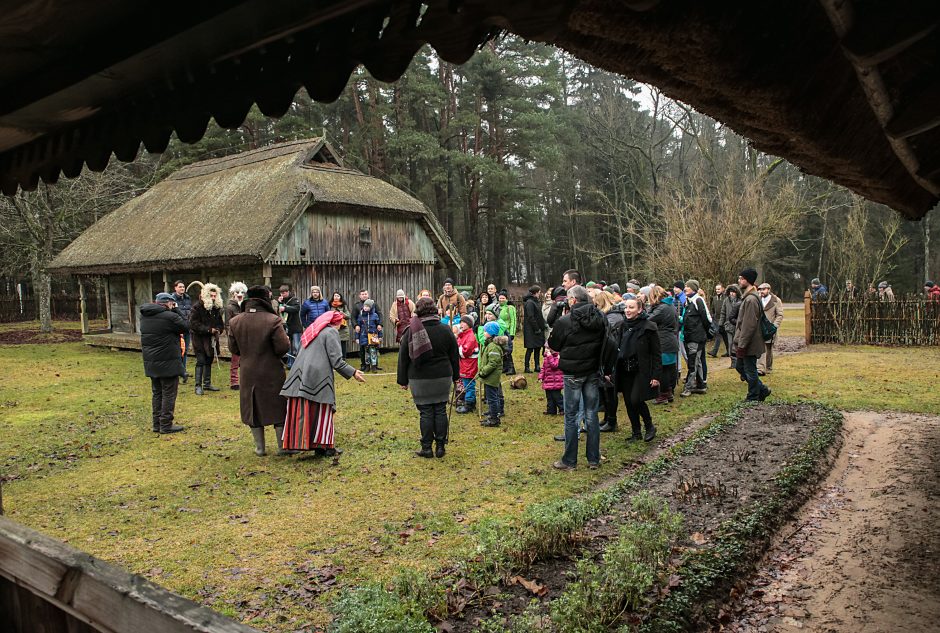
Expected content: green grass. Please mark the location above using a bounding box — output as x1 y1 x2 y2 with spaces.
0 323 937 631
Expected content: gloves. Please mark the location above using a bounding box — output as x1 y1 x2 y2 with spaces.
735 347 746 360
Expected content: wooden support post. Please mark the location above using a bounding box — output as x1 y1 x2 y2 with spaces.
104 277 112 332
162 270 169 293
126 277 135 332
78 278 90 335
804 290 813 346
262 262 272 287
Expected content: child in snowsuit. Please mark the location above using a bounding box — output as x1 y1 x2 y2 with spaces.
456 315 479 414
355 299 383 371
478 321 507 427
538 343 564 415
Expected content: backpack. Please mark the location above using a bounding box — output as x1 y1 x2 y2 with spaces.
760 312 778 342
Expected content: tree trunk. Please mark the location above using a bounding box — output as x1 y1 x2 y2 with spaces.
925 215 931 284
33 257 52 333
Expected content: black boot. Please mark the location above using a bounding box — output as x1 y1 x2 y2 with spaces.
194 365 204 395
643 420 657 442
628 418 642 441
203 365 220 392
159 421 184 434
599 420 617 432
415 446 434 458
435 442 446 458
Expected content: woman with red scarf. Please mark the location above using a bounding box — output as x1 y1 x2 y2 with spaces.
388 289 416 343
280 311 366 457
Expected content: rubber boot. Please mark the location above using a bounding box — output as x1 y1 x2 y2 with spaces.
203 365 220 391
274 424 299 455
194 365 204 395
251 427 266 456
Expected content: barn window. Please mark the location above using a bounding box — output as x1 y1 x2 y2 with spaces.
359 226 372 245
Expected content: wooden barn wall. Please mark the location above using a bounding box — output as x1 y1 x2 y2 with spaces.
108 274 131 332
275 263 435 351
269 204 437 265
131 274 151 334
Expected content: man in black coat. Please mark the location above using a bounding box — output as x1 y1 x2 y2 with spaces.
679 279 711 397
548 285 609 471
140 293 188 433
171 280 193 382
522 285 547 373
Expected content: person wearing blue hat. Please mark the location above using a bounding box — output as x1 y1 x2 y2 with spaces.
140 292 188 433
477 321 507 427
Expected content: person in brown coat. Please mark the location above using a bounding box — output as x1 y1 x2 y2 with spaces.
227 285 293 456
733 268 770 402
756 282 784 375
389 289 416 343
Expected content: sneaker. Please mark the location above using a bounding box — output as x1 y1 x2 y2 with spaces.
691 387 708 395
552 460 575 471
599 422 617 432
679 389 692 397
652 395 669 405
588 462 600 470
481 417 501 427
553 434 566 441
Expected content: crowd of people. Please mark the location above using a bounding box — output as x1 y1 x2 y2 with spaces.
810 277 940 301
139 267 786 468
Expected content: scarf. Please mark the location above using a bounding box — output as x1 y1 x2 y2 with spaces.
396 298 412 328
619 313 648 361
408 314 439 361
301 310 344 349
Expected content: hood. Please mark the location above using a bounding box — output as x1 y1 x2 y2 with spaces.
569 301 606 333
140 303 169 317
661 295 675 306
492 335 509 346
524 294 540 304
241 297 277 315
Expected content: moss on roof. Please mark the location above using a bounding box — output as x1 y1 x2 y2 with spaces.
50 139 461 274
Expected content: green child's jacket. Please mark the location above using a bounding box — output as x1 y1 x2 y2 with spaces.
477 336 507 387
497 304 517 337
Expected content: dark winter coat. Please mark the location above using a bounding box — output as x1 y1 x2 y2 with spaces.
189 301 224 357
355 310 383 345
548 300 608 377
171 291 193 324
723 292 742 338
615 315 662 403
227 298 291 427
681 295 711 344
140 303 187 378
225 299 242 334
278 294 302 334
300 297 330 329
352 300 383 329
397 317 460 405
522 294 547 349
647 302 679 357
733 287 767 357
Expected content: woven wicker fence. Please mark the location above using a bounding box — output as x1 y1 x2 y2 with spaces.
808 293 940 345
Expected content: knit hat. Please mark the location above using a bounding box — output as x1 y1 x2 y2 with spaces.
626 282 640 292
739 269 758 285
551 287 567 300
444 278 455 285
608 283 620 294
926 281 936 288
810 277 821 285
585 281 596 288
364 299 375 308
247 285 271 300
154 292 175 303
484 322 501 337
685 279 700 293
673 280 685 291
396 289 406 298
498 289 509 299
878 281 889 289
460 315 474 329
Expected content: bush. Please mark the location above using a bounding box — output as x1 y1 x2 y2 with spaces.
328 584 434 633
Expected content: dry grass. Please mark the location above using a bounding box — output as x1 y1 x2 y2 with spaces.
0 323 936 630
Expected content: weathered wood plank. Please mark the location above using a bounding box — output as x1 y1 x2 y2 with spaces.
0 516 260 633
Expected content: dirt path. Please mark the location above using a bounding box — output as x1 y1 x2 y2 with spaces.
720 411 940 632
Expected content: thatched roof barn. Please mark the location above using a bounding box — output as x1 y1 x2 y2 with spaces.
1 1 938 219
48 138 461 350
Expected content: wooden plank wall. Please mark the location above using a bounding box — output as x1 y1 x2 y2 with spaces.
108 274 131 333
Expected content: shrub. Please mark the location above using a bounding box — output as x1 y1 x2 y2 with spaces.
328 584 434 633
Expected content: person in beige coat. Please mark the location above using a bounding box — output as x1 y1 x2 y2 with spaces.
389 289 416 343
757 282 784 375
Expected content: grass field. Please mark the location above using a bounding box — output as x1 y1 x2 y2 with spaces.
0 316 936 631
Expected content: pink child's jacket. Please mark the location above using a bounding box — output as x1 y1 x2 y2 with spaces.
538 350 564 390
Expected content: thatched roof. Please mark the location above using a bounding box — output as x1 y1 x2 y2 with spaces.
48 139 462 274
2 1 938 218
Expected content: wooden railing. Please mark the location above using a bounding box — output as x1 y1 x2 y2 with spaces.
804 291 940 345
0 516 260 633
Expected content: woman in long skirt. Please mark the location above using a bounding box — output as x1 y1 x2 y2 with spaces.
280 311 365 456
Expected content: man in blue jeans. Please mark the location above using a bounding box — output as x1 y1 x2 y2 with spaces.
733 268 771 402
547 285 609 470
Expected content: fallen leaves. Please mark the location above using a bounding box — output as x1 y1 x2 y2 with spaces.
509 575 548 597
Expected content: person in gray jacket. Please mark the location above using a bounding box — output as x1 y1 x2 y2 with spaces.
281 310 366 457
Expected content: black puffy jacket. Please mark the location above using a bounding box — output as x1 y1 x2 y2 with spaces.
548 301 608 376
140 303 188 378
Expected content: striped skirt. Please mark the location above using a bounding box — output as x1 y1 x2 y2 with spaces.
282 398 335 450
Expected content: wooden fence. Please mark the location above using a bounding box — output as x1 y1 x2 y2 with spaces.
0 515 260 633
806 291 940 345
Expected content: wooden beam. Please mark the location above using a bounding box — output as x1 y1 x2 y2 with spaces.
78 278 90 335
804 290 813 346
885 83 940 140
262 262 272 287
104 277 112 332
162 270 169 293
125 277 134 333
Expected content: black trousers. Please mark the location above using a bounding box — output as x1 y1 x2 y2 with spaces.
616 370 652 432
601 382 619 424
545 389 563 414
417 402 449 448
524 347 542 371
150 376 179 431
709 330 729 356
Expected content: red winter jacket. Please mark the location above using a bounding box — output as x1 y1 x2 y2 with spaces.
457 328 480 379
538 350 564 390
929 286 940 301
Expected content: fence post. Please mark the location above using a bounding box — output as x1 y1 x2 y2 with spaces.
804 290 812 345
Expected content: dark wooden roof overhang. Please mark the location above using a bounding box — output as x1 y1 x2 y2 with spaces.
1 0 938 218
